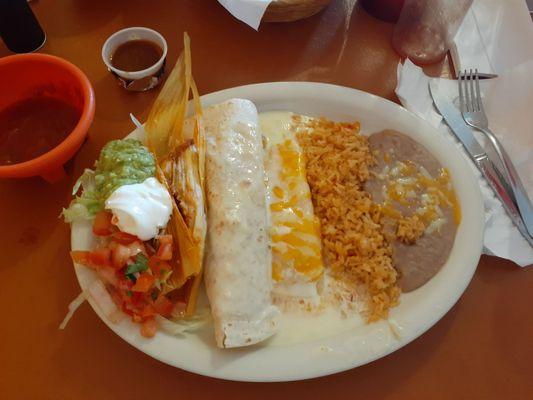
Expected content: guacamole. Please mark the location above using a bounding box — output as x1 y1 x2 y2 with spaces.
63 139 155 221
94 139 156 201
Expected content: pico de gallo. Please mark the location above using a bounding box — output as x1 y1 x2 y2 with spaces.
71 210 185 338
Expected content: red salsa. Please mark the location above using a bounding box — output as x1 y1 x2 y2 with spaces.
0 97 80 165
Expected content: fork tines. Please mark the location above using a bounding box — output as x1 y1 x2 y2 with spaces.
458 69 483 113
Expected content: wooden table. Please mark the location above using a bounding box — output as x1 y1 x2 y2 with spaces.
1 1 531 398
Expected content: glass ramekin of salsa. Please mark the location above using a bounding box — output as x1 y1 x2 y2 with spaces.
0 53 95 183
102 27 168 92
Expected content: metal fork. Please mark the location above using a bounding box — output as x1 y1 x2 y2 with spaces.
459 69 533 238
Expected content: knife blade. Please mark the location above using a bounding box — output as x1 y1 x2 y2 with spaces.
453 72 498 80
429 81 533 248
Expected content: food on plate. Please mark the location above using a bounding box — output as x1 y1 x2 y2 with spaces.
294 119 460 318
365 130 460 291
64 35 463 349
63 33 207 338
203 99 280 348
260 112 324 307
295 116 400 321
65 137 178 337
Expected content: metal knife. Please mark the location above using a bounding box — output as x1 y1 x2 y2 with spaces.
429 81 533 248
454 72 498 80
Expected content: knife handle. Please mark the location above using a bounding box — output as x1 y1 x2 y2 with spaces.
476 156 533 248
479 126 533 238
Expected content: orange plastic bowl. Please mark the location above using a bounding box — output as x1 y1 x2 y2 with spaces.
0 54 95 182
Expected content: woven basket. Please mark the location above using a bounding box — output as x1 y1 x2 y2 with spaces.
263 0 333 23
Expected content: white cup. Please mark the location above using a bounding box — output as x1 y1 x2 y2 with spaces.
102 27 168 91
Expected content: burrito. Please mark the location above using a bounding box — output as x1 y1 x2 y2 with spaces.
203 99 280 348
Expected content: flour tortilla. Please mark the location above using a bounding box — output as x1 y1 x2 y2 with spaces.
203 99 280 348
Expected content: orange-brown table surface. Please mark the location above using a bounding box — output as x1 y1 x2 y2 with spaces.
1 1 531 399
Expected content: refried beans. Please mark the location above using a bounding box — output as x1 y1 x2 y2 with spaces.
365 130 460 292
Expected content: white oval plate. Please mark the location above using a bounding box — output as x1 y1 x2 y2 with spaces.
71 82 484 382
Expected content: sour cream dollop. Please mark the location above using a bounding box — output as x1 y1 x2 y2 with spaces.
105 177 172 241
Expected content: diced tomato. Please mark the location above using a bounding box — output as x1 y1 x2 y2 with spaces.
157 234 172 245
71 248 111 268
92 211 114 236
110 243 131 269
131 273 155 292
140 304 156 319
129 291 144 305
87 248 112 267
116 277 134 292
148 256 159 272
121 301 135 315
153 295 174 317
140 317 157 338
156 243 172 261
121 291 144 313
95 266 118 286
124 303 145 319
70 250 90 266
149 258 172 278
112 231 139 245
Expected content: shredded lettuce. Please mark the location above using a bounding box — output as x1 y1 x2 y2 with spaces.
62 169 101 222
59 291 86 330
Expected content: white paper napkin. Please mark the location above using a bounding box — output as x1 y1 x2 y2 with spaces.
218 0 273 30
396 59 533 266
451 0 533 74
